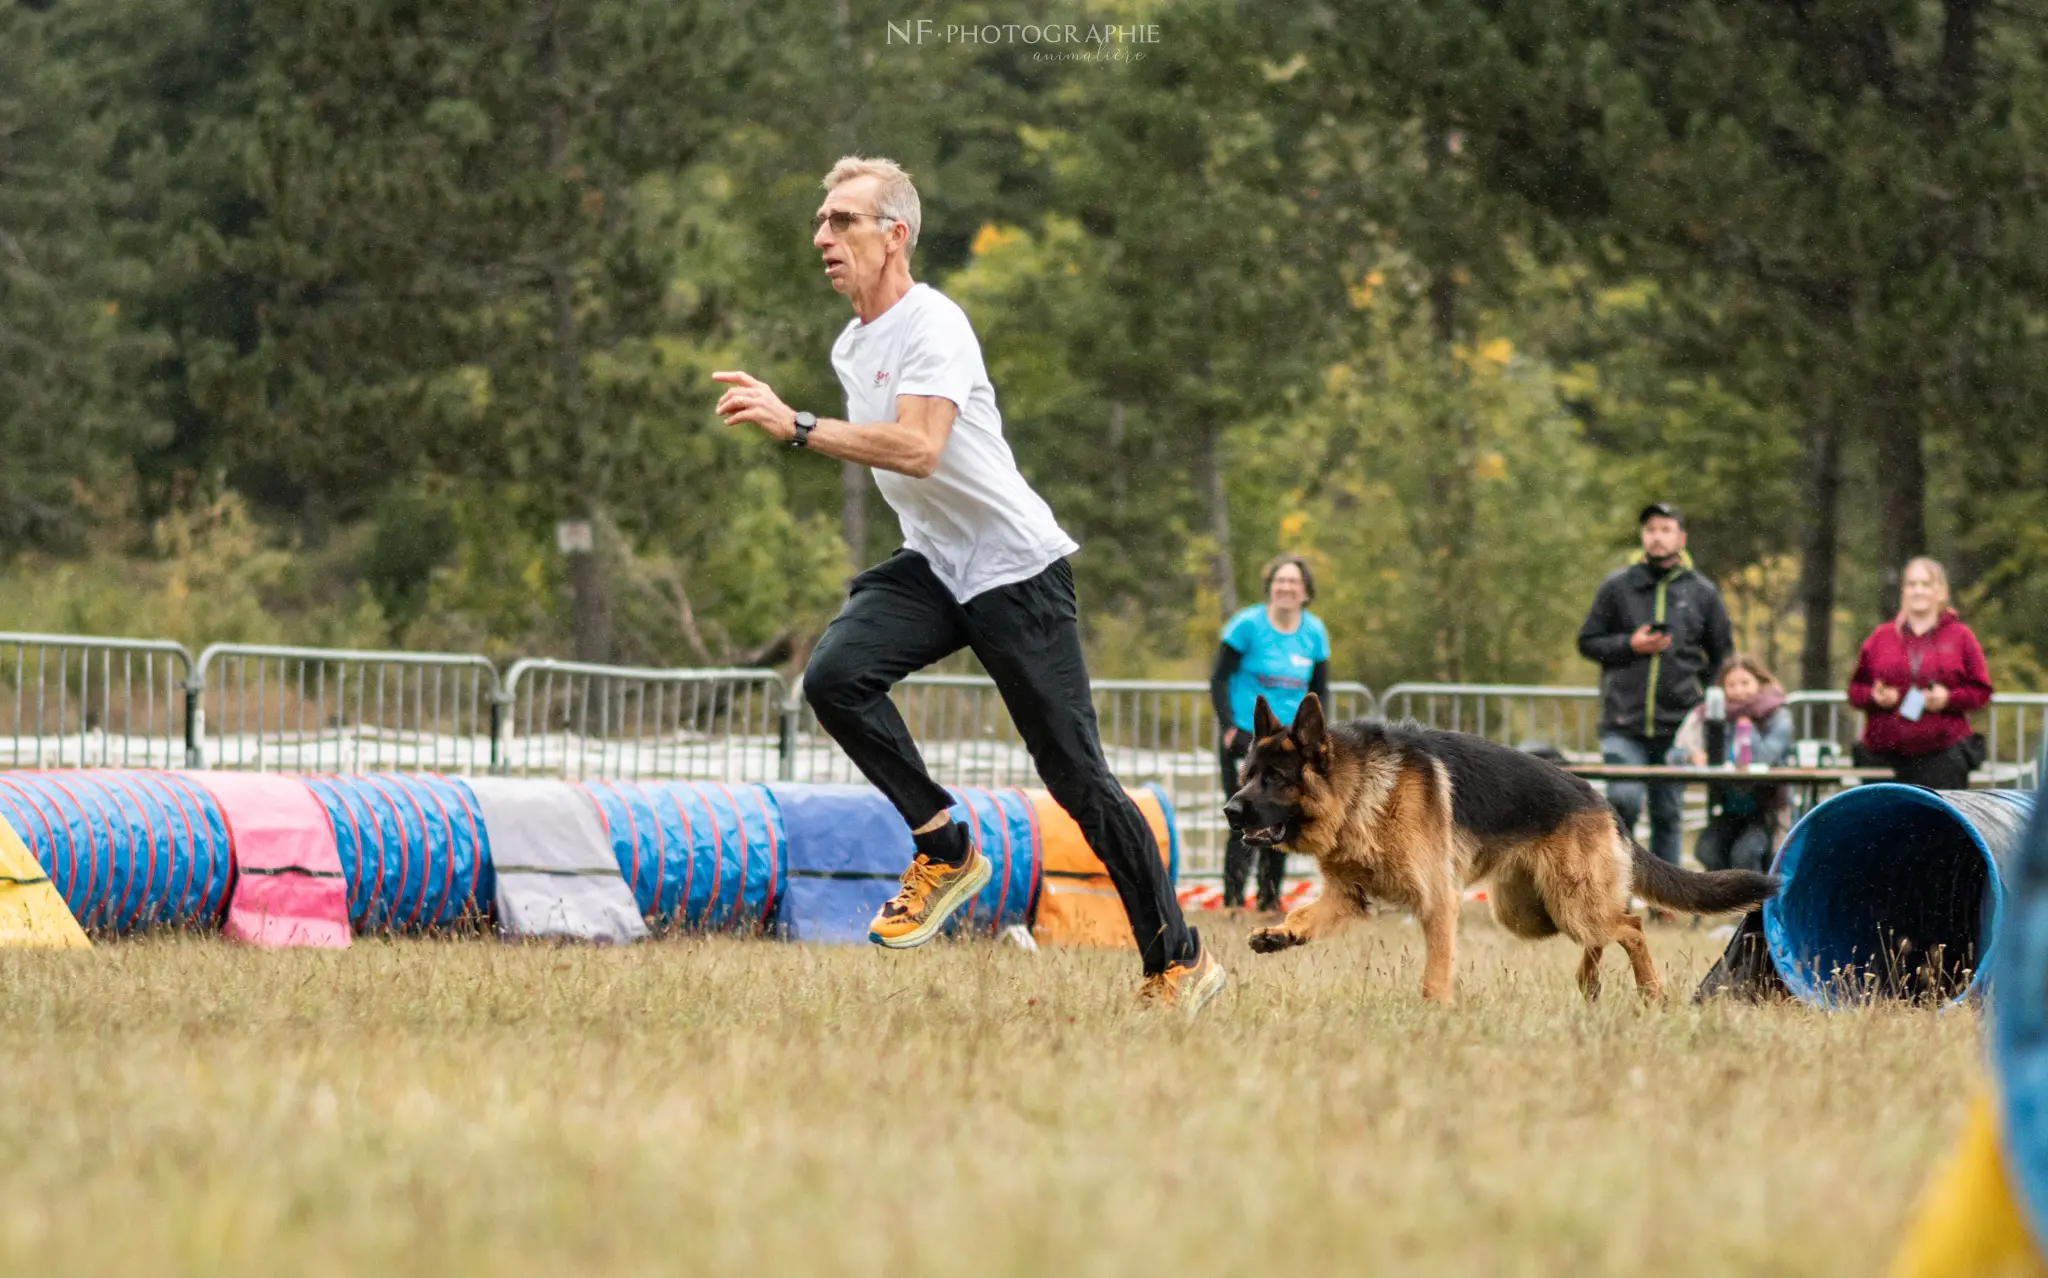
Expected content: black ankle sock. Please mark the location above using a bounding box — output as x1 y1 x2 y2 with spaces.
913 820 970 868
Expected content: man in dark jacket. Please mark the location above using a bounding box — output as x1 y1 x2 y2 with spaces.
1577 503 1733 867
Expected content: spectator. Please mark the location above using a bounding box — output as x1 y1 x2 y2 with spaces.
1577 503 1733 867
1668 654 1793 875
1211 555 1330 913
1848 557 1992 791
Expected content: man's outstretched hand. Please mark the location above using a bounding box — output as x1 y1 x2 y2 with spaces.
713 370 797 441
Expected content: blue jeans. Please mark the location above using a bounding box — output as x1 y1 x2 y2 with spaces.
1600 732 1682 866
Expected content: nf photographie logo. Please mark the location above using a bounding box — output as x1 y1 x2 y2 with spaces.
887 19 1160 61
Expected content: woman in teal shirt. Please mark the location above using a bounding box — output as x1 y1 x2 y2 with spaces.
1209 555 1331 912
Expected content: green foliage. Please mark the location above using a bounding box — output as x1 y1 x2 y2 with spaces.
694 469 851 656
407 487 562 659
944 214 1204 620
1321 0 2048 676
0 491 383 650
1511 268 1806 578
197 0 745 507
9 0 2048 695
361 489 458 639
0 2 168 550
1235 271 1613 687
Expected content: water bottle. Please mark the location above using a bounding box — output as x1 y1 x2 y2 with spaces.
1734 718 1753 768
1703 686 1728 766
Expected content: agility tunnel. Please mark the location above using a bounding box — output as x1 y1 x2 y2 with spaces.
0 770 231 932
953 786 1043 936
0 814 89 948
469 777 646 944
301 773 494 933
1032 783 1180 949
1968 760 2048 1273
770 784 1040 943
195 771 352 949
1762 784 2035 1006
1888 765 2048 1276
0 771 1188 949
582 780 784 933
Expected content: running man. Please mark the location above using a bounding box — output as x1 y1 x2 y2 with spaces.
712 156 1224 1013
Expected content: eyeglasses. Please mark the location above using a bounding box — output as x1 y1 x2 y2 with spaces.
811 210 894 234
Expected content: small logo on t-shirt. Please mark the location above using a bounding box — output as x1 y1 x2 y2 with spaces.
874 370 890 387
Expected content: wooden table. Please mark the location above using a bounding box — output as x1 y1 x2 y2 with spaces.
1565 764 1896 821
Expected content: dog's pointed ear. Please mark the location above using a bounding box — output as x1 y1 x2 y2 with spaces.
1252 694 1282 740
1292 693 1327 754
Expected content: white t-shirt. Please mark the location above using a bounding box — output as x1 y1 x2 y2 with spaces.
830 283 1078 602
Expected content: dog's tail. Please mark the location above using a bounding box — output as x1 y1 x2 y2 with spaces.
1622 820 1780 914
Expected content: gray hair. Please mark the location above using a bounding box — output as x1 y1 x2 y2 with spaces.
822 155 921 251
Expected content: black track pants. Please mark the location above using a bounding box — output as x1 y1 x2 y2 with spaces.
803 551 1195 974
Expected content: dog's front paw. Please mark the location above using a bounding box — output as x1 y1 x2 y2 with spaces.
1247 927 1301 954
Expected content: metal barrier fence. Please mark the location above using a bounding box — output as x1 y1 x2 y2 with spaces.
11 629 2048 859
1378 683 1604 757
0 633 193 769
1782 690 2048 789
190 644 501 774
1377 684 2048 789
1984 697 2048 789
1783 691 1859 755
783 673 1041 788
498 659 787 782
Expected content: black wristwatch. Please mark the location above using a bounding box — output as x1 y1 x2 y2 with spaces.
790 411 816 449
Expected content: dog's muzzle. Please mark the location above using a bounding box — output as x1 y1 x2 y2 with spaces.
1225 799 1288 848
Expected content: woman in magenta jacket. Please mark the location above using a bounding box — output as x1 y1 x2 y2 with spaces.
1847 557 1994 790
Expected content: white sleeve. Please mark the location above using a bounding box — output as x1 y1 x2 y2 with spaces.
895 305 981 413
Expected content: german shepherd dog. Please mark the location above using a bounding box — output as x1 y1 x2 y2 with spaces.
1224 695 1780 1003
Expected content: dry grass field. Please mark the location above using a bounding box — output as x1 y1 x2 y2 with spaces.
0 908 1979 1277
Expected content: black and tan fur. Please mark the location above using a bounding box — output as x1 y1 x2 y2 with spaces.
1225 694 1780 1003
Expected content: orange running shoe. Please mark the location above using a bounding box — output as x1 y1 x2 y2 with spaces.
1138 938 1228 1019
868 850 992 949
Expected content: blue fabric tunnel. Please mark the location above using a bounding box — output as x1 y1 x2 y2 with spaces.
770 783 1041 944
770 783 907 944
0 770 231 932
1144 781 1182 885
1991 759 2048 1249
1764 783 2035 1006
947 786 1041 937
300 773 495 931
580 781 784 933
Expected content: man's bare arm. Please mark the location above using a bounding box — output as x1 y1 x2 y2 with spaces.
805 397 955 477
712 370 954 478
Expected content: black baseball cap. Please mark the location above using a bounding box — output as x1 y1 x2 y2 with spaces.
1638 502 1683 526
